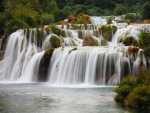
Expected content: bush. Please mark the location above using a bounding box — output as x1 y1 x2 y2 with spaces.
125 13 136 22
113 4 128 15
141 1 150 19
41 13 54 25
76 17 87 24
114 75 137 102
126 85 150 108
107 17 112 24
102 25 112 35
138 30 150 59
114 67 150 109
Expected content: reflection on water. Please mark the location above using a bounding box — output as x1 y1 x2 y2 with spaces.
0 83 149 113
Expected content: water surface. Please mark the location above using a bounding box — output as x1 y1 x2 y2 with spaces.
0 83 149 113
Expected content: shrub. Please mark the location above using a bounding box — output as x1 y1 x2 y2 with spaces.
141 1 150 19
138 30 150 59
126 85 150 108
113 4 128 15
107 17 112 24
41 13 54 25
76 17 87 24
114 75 137 102
102 25 112 35
125 13 136 22
114 67 150 109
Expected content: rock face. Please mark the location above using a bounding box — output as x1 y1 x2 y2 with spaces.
101 39 108 46
123 35 137 46
44 26 50 34
38 48 54 81
82 35 98 46
50 35 61 48
102 25 112 41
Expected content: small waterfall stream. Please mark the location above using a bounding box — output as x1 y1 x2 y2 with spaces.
0 17 150 85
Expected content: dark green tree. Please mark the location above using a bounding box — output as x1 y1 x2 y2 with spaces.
141 1 150 19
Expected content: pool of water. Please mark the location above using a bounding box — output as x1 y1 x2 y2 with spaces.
0 83 149 113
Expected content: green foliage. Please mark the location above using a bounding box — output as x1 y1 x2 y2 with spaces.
78 30 83 39
137 67 150 85
127 85 150 108
69 47 77 54
49 24 61 36
141 1 150 19
86 8 100 16
113 4 128 15
125 13 136 22
114 75 137 102
76 18 86 24
114 67 150 109
112 25 117 34
53 9 67 22
138 30 150 59
107 17 112 24
50 35 61 48
102 25 112 35
41 13 54 25
71 4 88 14
63 6 71 17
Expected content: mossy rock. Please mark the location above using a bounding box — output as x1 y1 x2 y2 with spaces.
112 25 117 34
82 35 98 46
38 48 55 81
123 36 137 46
78 30 83 39
102 25 112 41
61 30 66 37
93 30 99 37
50 35 61 48
0 51 5 61
49 24 61 36
44 48 55 59
44 26 50 34
117 36 123 43
128 46 139 55
101 39 108 46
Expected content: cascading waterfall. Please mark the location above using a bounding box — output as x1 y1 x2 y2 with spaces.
0 29 45 81
0 16 150 85
47 46 132 85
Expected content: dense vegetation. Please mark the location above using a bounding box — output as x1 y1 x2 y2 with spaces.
0 0 150 39
114 67 150 109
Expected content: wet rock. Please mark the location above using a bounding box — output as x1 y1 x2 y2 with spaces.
82 35 98 46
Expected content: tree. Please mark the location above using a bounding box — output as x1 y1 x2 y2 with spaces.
141 1 150 19
113 4 128 15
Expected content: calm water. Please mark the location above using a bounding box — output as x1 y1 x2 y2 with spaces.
0 83 149 113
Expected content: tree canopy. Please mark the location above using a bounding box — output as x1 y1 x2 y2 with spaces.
0 0 150 37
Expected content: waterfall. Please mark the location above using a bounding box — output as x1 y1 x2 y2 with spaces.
18 52 44 82
0 29 45 82
47 46 132 85
0 16 150 85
